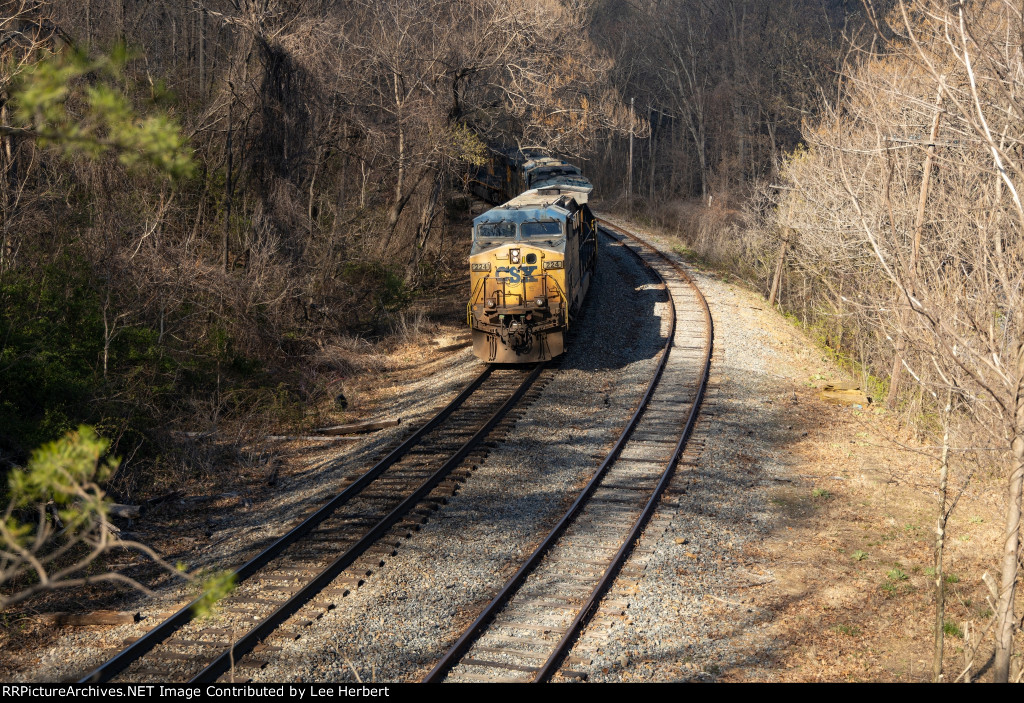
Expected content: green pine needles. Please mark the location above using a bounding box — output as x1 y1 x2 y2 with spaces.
10 45 195 179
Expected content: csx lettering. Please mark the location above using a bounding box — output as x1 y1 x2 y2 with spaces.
495 266 538 283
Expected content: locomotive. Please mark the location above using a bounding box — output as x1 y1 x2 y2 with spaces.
467 152 597 363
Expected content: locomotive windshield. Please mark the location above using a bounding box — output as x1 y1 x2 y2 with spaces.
529 166 580 187
522 221 562 237
477 222 516 242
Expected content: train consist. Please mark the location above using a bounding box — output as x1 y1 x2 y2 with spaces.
467 151 597 363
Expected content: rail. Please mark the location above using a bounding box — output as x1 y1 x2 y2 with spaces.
423 217 714 683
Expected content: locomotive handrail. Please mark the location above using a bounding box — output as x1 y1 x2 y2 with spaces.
466 276 486 325
544 275 570 330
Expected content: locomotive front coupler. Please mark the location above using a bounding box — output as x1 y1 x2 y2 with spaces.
499 313 533 354
475 301 560 332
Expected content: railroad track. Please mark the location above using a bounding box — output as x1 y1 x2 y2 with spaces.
80 219 710 684
81 363 551 683
424 219 713 683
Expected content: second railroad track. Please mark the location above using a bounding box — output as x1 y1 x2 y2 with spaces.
424 219 713 683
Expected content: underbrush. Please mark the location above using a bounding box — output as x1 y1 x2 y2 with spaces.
0 226 469 504
611 192 899 406
615 191 775 291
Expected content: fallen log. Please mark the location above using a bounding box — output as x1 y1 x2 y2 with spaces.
312 418 401 436
108 504 141 520
142 489 185 511
173 431 217 440
820 383 871 407
437 341 472 353
39 611 140 626
266 435 363 442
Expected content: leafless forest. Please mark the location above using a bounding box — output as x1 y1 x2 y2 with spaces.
0 0 842 483
3 0 1024 682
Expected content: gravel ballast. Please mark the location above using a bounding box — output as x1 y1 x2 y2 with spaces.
252 232 669 683
570 214 826 682
12 213 879 684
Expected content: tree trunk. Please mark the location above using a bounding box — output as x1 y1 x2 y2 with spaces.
308 151 320 237
933 388 952 682
408 170 443 282
887 81 943 408
389 72 405 227
648 118 657 201
669 117 678 195
733 96 745 180
0 101 10 275
198 7 206 97
628 97 634 202
102 291 114 380
688 115 709 201
116 0 124 42
766 113 779 179
360 159 368 209
769 203 793 307
223 97 232 273
994 341 1024 682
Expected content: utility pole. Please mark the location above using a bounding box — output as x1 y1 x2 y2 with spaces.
224 86 233 274
627 97 634 203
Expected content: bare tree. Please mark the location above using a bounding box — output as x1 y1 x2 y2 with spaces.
780 0 1024 680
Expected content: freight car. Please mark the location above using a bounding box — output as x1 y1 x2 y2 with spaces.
467 160 597 363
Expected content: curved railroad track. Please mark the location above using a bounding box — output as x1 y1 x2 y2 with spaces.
423 218 713 683
81 363 550 683
80 218 711 685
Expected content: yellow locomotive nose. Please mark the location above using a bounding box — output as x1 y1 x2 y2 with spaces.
468 241 570 363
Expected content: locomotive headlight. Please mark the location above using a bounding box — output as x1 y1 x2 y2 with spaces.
510 248 521 264
485 298 497 309
471 262 491 272
543 260 564 269
534 296 547 307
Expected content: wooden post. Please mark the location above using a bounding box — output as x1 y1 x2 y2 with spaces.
768 202 793 307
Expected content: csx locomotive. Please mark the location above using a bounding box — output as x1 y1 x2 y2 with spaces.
467 153 597 363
